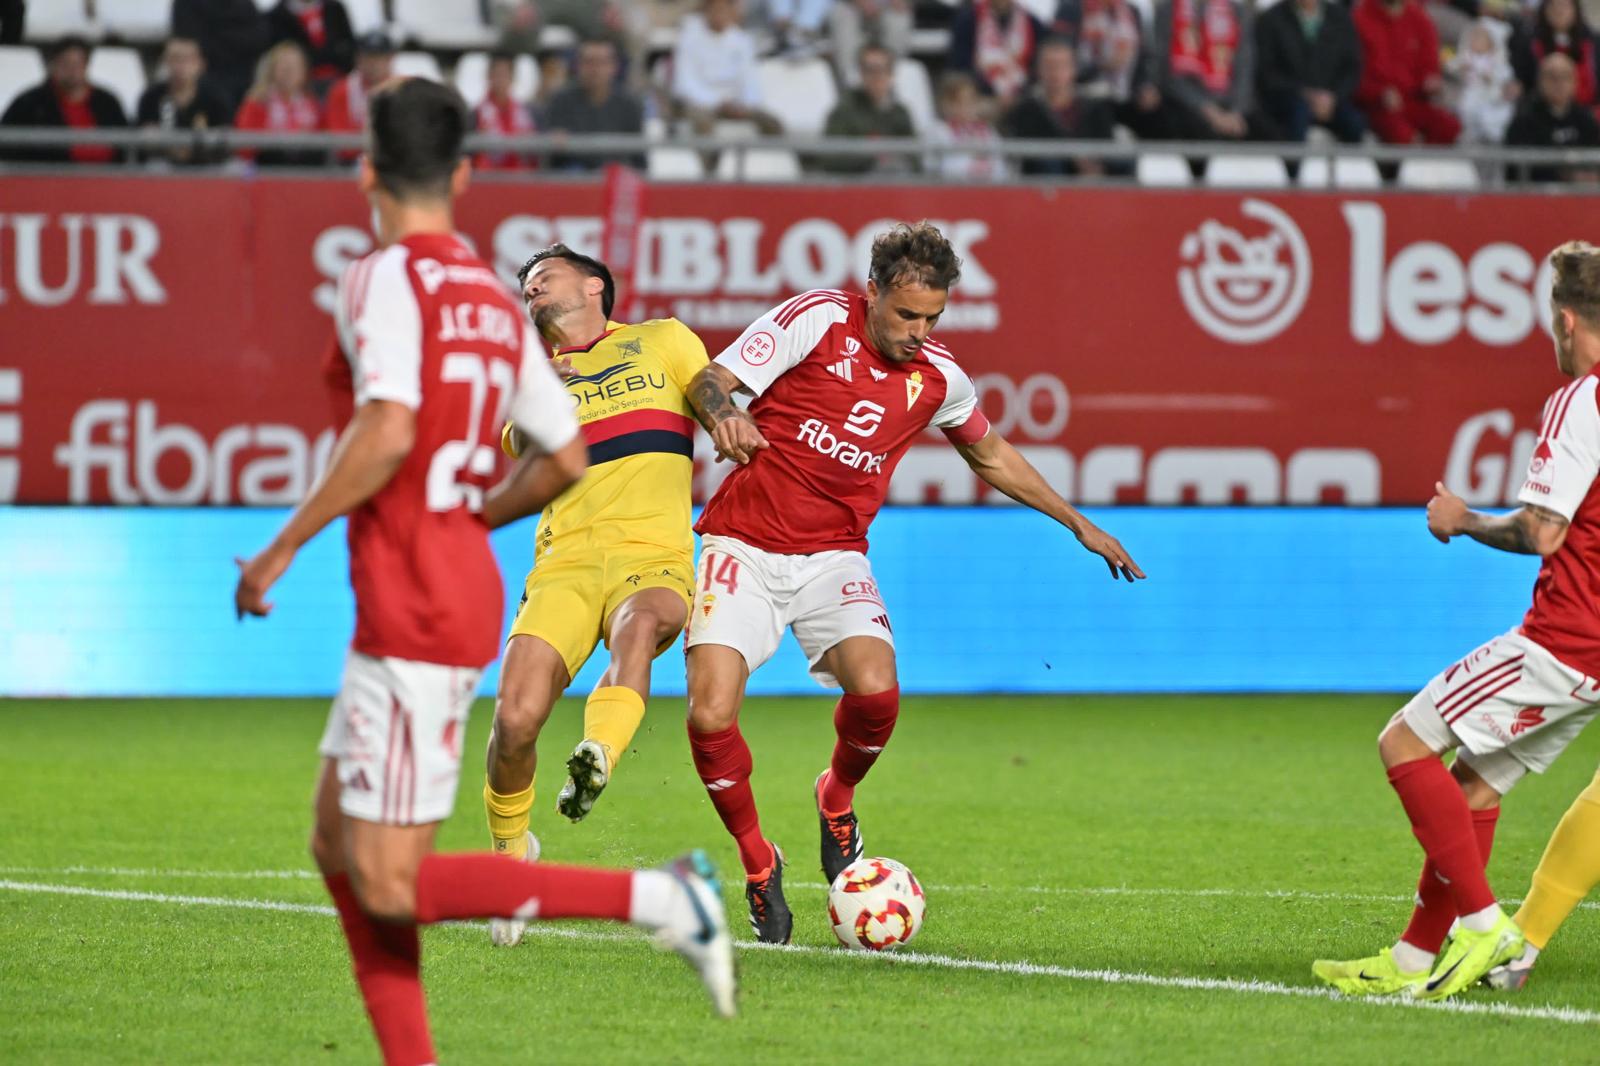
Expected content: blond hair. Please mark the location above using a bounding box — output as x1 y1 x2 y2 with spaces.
1551 240 1600 324
248 41 308 103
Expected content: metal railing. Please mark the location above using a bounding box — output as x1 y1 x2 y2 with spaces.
1 127 1598 188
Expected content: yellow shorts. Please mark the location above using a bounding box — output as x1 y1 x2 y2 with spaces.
508 545 694 682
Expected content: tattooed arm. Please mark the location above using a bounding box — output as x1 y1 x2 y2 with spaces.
1427 481 1571 557
686 363 769 465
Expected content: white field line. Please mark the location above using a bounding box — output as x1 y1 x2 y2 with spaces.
2 878 1597 1027
3 866 1596 912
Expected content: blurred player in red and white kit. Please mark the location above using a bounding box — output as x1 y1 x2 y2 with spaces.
232 78 734 1064
682 221 1145 942
1313 241 1600 1002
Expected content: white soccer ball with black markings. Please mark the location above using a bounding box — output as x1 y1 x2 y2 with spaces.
827 856 925 951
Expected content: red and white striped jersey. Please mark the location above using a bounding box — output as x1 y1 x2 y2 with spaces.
1519 371 1600 677
328 232 577 667
695 289 990 555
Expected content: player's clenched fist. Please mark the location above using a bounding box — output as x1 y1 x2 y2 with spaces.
1075 525 1146 582
234 543 294 619
1427 481 1468 543
711 414 769 465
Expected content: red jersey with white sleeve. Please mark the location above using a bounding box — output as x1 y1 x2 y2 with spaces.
695 289 990 555
1519 371 1600 677
330 233 578 668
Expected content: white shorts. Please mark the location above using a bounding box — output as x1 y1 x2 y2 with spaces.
318 650 482 826
1398 629 1600 795
686 534 895 688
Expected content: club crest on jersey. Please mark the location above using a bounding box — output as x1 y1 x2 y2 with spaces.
905 371 924 409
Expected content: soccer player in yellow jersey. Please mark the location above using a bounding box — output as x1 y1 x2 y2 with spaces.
484 243 707 947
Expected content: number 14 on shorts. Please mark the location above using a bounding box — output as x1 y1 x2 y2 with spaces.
702 553 741 595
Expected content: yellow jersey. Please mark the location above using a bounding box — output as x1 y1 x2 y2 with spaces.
507 318 707 558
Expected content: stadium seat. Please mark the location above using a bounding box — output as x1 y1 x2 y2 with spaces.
1204 154 1291 188
391 51 444 83
1397 157 1480 190
392 0 497 49
88 45 145 120
95 0 168 43
0 45 44 115
756 57 837 136
894 58 936 133
1135 152 1192 187
341 0 387 33
715 146 802 181
1298 155 1383 189
453 52 539 109
647 147 704 180
22 0 95 42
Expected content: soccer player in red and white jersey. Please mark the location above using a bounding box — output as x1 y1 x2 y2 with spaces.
1312 241 1600 1002
232 78 734 1063
681 221 1145 942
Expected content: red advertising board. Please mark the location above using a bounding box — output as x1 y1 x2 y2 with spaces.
0 173 1572 506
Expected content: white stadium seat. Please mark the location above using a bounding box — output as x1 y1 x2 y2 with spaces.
453 52 539 110
341 0 387 33
1297 155 1383 189
756 57 836 136
1397 157 1480 190
392 0 497 50
391 51 444 83
1204 154 1291 188
894 58 936 133
0 45 44 115
94 0 168 43
88 45 145 120
647 146 704 180
1135 152 1192 187
23 0 94 42
716 146 801 181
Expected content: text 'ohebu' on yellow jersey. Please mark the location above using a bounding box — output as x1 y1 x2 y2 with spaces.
523 319 706 557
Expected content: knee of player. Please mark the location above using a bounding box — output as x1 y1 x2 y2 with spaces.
1377 717 1431 767
686 689 740 733
494 687 554 744
349 865 418 923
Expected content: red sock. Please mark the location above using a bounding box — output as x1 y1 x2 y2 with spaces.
324 873 435 1066
820 686 900 815
412 854 631 924
688 721 772 877
1387 758 1498 919
1400 805 1501 952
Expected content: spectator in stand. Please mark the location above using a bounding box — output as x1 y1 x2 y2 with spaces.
322 30 393 136
1512 0 1599 108
1002 37 1116 176
1354 0 1462 143
137 36 234 166
0 36 127 164
831 0 914 87
474 51 539 171
1051 0 1165 138
1453 17 1520 143
814 43 917 173
671 0 783 136
234 41 323 166
949 0 1048 113
926 71 1009 180
534 50 572 117
766 0 836 57
1506 51 1600 180
1254 0 1365 143
543 37 646 170
1152 0 1275 143
172 0 271 111
265 0 356 97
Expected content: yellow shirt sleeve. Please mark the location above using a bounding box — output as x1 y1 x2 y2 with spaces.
501 421 524 459
662 319 710 393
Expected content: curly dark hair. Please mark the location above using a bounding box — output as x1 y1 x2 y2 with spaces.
868 221 963 293
517 243 616 317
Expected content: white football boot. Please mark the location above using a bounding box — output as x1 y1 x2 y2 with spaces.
488 831 541 947
653 850 738 1018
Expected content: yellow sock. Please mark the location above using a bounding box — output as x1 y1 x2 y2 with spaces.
483 780 534 859
583 685 647 773
1514 770 1600 950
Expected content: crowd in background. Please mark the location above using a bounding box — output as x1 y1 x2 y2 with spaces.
1 0 1598 181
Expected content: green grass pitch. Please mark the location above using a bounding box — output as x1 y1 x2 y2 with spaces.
4 694 1600 1064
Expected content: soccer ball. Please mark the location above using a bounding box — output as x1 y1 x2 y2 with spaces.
827 857 925 951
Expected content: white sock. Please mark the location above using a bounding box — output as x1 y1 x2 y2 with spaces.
1460 903 1503 933
1392 939 1436 973
627 870 683 931
1512 943 1542 969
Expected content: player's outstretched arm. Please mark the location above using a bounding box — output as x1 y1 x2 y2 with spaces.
1426 481 1570 556
482 435 589 530
686 363 768 465
234 399 417 619
953 429 1145 583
